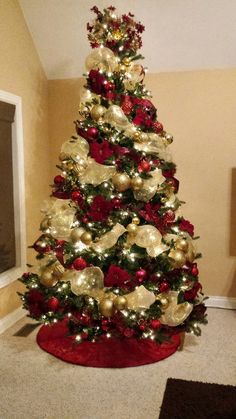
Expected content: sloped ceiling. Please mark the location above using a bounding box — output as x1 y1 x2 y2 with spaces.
19 0 236 79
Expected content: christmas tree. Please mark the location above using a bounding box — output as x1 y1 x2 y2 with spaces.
19 6 207 350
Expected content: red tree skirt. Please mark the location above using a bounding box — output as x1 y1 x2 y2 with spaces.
37 320 181 368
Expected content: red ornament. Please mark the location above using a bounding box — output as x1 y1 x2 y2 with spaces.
47 297 60 312
159 281 170 293
123 327 134 338
87 126 99 140
138 160 151 173
73 257 88 271
150 319 161 330
103 81 115 91
101 318 110 331
152 121 163 133
191 263 199 277
54 175 65 185
71 190 82 202
138 320 147 331
135 269 147 283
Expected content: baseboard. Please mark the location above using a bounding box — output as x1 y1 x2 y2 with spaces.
0 306 25 334
206 296 236 309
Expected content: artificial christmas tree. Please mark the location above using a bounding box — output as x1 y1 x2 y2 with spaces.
19 6 207 367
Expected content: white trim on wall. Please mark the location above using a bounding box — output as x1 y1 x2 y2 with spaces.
206 296 236 310
0 306 25 334
0 90 26 288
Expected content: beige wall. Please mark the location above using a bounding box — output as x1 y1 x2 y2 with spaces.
49 70 236 298
0 0 51 318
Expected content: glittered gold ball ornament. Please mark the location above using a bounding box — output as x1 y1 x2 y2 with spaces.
169 249 186 268
133 131 142 142
176 239 189 252
132 216 140 225
70 228 84 243
99 298 115 317
114 295 128 311
80 231 93 245
122 57 130 66
112 29 122 40
131 176 144 190
126 223 138 235
112 173 131 192
40 270 58 287
90 104 106 121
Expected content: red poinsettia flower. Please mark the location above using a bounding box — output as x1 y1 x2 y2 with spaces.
87 195 113 222
179 218 194 236
88 70 106 94
27 289 45 318
139 203 161 225
184 282 202 301
90 140 113 164
104 265 131 287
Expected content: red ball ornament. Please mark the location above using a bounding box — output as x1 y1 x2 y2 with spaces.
73 257 88 271
47 297 60 312
159 281 170 293
138 160 151 173
123 327 134 338
150 319 161 330
135 269 147 283
82 216 89 223
104 81 115 91
152 121 163 133
71 190 82 202
54 175 65 185
87 127 99 140
191 263 199 277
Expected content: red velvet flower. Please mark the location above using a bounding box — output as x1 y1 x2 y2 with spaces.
88 70 106 94
27 290 45 318
104 265 130 287
139 203 161 225
90 140 113 164
184 282 202 301
87 195 112 222
179 218 194 236
121 95 133 115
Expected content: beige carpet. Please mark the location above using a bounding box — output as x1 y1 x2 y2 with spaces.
0 307 235 419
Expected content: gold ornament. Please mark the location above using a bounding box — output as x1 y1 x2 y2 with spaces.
112 173 131 192
130 176 144 190
133 131 141 142
126 223 138 235
90 104 106 121
99 298 115 317
160 297 169 309
122 57 130 66
80 231 93 245
66 162 74 171
114 295 128 311
70 227 85 243
169 249 186 268
40 270 58 287
176 238 189 252
132 216 140 225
